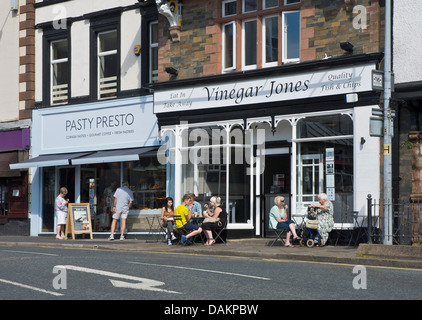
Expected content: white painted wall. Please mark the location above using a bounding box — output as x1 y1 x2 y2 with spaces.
0 4 19 122
35 0 144 103
393 1 422 84
353 105 380 216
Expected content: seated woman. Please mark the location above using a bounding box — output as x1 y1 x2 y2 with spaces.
160 197 177 245
269 196 300 247
202 196 227 246
308 193 334 246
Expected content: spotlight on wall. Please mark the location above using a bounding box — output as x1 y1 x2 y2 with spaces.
361 137 366 145
165 67 178 76
340 41 354 53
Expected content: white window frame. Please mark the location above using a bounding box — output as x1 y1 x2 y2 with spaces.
97 30 118 100
242 18 257 71
242 0 257 13
285 0 301 5
50 39 68 105
149 21 158 83
222 0 237 17
264 0 279 9
262 15 279 68
282 11 300 64
222 21 236 72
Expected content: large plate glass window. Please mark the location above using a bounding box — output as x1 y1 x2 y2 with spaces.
296 115 354 223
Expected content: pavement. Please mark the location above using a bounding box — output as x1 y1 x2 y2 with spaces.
0 235 421 270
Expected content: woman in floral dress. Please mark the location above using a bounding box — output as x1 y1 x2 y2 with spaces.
309 193 334 246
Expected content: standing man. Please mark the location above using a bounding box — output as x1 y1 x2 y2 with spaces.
108 181 133 240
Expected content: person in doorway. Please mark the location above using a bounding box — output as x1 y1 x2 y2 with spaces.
176 194 202 245
55 187 69 240
108 181 133 240
161 197 177 245
202 196 227 246
269 196 301 247
309 193 334 246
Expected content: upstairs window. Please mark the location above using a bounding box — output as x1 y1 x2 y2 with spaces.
220 0 301 72
51 39 69 104
98 30 118 99
149 21 158 83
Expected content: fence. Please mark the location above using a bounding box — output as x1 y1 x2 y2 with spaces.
328 195 422 246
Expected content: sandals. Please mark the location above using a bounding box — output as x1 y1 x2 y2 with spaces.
284 243 294 247
204 239 215 246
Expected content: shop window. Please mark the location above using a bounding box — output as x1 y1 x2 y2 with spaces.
220 0 302 71
296 115 354 223
149 21 158 83
51 39 69 104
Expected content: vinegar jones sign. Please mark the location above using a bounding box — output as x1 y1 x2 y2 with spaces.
154 64 375 114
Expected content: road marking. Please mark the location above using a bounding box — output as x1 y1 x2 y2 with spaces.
0 278 64 296
1 249 59 256
128 261 271 281
60 265 181 294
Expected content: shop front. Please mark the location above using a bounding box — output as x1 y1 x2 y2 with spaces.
153 53 383 237
11 96 164 236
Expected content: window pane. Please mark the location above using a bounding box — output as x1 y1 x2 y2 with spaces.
223 23 234 69
99 55 117 99
283 12 300 61
99 30 117 53
151 47 158 82
297 115 354 139
52 40 68 60
285 0 300 5
264 16 278 63
264 0 278 9
150 22 158 43
223 0 237 16
244 20 257 66
243 0 257 12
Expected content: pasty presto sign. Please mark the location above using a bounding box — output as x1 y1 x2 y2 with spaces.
154 64 375 113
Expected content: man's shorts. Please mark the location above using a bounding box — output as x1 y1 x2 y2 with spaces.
113 209 129 220
180 221 199 231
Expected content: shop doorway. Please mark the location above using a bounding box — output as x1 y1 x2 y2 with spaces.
58 167 75 203
262 151 291 236
80 167 97 221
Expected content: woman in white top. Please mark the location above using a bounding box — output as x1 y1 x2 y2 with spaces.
55 187 69 240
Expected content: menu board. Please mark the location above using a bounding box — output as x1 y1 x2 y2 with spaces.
65 203 93 239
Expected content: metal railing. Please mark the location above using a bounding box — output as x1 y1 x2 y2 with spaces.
367 195 422 245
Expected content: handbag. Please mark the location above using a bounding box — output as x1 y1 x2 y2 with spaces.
203 217 220 224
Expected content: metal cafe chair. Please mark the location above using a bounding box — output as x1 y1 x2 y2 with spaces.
268 228 286 247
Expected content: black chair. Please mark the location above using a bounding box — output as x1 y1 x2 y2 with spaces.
268 228 286 247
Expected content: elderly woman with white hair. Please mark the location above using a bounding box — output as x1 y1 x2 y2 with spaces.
269 196 300 247
309 193 335 246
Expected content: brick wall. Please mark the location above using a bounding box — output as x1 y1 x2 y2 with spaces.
18 0 35 119
157 0 384 81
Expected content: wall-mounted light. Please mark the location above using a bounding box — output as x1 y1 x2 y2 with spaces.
10 0 18 11
165 67 178 76
361 137 366 145
340 41 354 54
